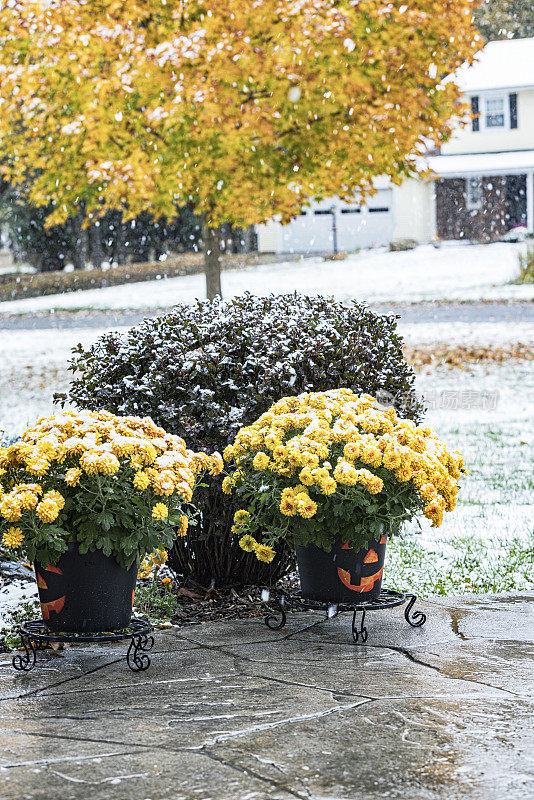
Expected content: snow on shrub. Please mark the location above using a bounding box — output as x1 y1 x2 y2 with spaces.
60 293 423 588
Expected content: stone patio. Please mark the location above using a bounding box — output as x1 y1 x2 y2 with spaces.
0 593 532 799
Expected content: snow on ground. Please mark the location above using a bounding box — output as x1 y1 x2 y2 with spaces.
406 361 534 548
0 579 37 627
0 242 532 314
0 327 129 439
399 320 534 345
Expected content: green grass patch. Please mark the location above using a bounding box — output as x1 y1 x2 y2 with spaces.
513 243 534 284
386 534 534 597
0 598 40 652
133 580 178 625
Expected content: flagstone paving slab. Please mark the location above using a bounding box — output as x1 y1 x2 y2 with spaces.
0 593 532 799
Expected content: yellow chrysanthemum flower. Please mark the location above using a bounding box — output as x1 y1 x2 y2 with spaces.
333 461 360 486
252 452 270 470
175 483 193 502
2 526 24 549
395 466 413 483
152 502 168 521
221 476 234 494
360 444 382 469
209 452 224 476
382 448 403 471
0 498 22 522
98 452 120 476
178 515 189 537
239 534 258 553
223 445 235 462
296 496 317 519
253 543 276 563
25 458 49 477
18 490 39 511
42 490 65 510
153 469 176 496
80 451 100 474
130 454 145 471
137 442 158 466
65 467 82 487
279 495 297 516
319 478 337 495
36 498 60 523
133 471 151 491
294 463 312 483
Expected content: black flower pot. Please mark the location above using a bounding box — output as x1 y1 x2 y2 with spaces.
34 542 137 633
295 533 387 603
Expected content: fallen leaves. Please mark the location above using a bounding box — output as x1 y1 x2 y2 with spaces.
404 343 534 370
170 578 300 626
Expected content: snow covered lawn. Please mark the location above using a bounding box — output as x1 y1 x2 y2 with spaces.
400 320 534 346
0 327 129 440
386 361 534 596
0 242 532 313
408 361 534 544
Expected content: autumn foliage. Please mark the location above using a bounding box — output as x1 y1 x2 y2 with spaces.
0 0 481 234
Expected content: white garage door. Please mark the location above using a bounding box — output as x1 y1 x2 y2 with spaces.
273 190 395 253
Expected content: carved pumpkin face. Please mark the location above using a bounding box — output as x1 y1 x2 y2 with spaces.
337 535 387 594
35 564 66 621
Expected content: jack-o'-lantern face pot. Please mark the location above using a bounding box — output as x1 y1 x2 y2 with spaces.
295 533 387 603
34 543 137 633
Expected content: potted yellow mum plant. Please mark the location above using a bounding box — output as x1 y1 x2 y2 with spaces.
0 410 222 632
223 389 465 603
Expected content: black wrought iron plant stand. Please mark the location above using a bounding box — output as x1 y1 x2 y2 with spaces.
12 618 154 673
262 588 426 642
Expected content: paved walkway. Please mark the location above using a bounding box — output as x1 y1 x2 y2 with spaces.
0 593 532 799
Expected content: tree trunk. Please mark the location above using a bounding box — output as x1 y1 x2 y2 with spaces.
71 209 88 270
89 222 104 270
111 212 128 265
202 219 222 300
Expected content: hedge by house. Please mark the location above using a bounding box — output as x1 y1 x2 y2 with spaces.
0 252 289 303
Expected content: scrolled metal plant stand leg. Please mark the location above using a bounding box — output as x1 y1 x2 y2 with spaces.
12 631 37 672
264 596 287 631
351 608 368 644
126 633 154 672
404 594 427 628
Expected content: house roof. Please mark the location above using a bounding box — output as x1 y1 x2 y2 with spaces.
450 37 534 93
427 149 534 177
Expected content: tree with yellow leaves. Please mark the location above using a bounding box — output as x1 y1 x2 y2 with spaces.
0 0 481 298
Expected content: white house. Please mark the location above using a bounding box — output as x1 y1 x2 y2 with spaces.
256 37 534 253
